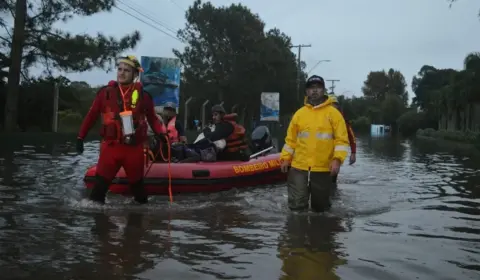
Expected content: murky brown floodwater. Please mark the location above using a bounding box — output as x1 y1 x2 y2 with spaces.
0 135 479 280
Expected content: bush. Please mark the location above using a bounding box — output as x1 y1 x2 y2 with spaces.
416 128 480 144
350 116 371 132
58 109 83 132
397 110 429 137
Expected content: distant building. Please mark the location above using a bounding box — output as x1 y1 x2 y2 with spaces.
371 124 391 136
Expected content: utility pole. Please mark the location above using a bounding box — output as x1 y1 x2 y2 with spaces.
52 82 59 132
291 44 311 103
326 79 340 94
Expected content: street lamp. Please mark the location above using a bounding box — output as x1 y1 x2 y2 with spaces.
307 59 331 75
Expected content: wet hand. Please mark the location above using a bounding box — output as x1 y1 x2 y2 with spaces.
330 159 341 175
349 153 356 165
76 138 84 154
280 160 290 173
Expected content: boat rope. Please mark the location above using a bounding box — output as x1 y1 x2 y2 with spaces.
144 134 173 203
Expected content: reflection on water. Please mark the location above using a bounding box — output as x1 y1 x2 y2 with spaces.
0 134 479 279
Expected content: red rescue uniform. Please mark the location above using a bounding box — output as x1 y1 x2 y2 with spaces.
341 113 356 153
78 81 166 184
223 113 248 153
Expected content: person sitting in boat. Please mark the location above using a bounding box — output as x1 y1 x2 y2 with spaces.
200 104 250 161
146 102 189 162
161 102 187 144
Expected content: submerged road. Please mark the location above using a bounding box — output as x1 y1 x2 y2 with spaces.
0 135 478 280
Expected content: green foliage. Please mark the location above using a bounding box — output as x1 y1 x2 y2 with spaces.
0 76 96 132
173 0 302 128
412 52 480 132
1 0 140 74
350 116 371 132
397 110 428 137
362 68 408 105
417 128 480 144
1 0 141 131
334 68 407 134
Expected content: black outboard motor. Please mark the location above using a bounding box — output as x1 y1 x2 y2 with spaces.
251 125 272 153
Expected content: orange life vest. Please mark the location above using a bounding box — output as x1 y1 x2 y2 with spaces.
100 82 148 144
166 116 179 143
224 113 248 152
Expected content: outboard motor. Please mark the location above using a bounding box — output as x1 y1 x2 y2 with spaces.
251 125 272 153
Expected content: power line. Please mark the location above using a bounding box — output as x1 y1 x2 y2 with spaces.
114 2 183 43
168 0 186 12
119 0 179 34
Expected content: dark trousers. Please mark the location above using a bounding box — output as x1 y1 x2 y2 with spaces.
287 167 333 212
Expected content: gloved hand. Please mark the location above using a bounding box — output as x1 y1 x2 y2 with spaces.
76 138 84 154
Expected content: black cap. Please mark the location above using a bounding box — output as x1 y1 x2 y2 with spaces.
211 104 226 114
306 75 325 88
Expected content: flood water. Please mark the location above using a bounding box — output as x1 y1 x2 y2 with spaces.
0 135 479 280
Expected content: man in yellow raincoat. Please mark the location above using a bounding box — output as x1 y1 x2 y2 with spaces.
280 75 350 212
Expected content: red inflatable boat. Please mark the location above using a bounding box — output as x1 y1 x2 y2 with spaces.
83 153 287 195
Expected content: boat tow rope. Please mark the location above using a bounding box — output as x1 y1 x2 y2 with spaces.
144 133 173 203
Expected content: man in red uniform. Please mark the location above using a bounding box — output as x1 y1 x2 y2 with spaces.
76 55 167 204
330 95 356 184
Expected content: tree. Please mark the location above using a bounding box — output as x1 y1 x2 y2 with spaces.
362 68 408 105
1 0 141 131
173 0 300 125
381 93 405 129
411 52 480 132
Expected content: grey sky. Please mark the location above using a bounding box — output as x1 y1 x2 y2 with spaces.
60 0 480 100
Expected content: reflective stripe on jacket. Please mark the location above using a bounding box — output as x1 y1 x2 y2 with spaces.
280 96 350 172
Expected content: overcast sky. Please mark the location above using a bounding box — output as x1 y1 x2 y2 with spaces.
60 0 480 100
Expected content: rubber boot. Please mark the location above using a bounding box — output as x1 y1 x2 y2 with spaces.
89 175 110 204
130 179 148 204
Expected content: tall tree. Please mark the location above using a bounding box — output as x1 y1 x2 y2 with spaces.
1 0 141 131
173 0 300 123
362 68 408 105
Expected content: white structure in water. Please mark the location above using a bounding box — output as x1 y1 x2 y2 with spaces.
371 124 391 136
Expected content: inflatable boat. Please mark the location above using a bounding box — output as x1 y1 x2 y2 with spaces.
83 125 287 195
83 152 286 195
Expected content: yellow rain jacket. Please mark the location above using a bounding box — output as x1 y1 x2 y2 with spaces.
280 96 350 172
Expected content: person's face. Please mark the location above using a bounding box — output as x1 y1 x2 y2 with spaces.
163 108 176 118
212 112 223 123
117 62 136 84
306 83 325 100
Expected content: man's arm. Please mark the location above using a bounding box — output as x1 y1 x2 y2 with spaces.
143 92 166 135
280 113 299 162
77 87 105 139
330 110 350 163
346 122 356 153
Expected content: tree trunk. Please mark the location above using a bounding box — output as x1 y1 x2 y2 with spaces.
4 0 27 132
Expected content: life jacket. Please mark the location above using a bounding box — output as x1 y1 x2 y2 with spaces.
100 82 148 144
166 116 179 143
223 113 248 152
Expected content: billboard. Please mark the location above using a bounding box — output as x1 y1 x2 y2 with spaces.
140 56 181 111
260 92 280 121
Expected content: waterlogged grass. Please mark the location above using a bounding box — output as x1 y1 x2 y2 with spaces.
416 128 480 144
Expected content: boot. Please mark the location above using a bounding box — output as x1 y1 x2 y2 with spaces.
130 180 148 204
89 175 110 204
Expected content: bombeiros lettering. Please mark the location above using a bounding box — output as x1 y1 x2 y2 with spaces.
232 159 281 174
